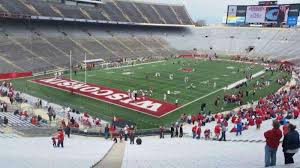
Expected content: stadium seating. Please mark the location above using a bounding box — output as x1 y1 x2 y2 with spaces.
0 0 193 25
0 20 179 72
1 21 300 73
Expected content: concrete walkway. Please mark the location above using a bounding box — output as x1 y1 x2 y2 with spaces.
94 141 126 168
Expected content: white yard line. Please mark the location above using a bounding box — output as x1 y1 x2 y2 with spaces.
160 70 266 117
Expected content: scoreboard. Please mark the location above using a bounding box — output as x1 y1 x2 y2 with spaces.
226 3 300 27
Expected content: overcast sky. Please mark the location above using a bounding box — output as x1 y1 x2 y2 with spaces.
134 0 300 23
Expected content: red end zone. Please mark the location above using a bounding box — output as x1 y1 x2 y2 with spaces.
31 78 178 118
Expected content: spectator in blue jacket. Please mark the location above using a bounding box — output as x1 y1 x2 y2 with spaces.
236 121 243 136
282 124 300 164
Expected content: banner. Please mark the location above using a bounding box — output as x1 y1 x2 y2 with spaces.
287 16 298 26
278 5 290 24
236 17 246 24
265 6 279 23
227 16 237 24
228 6 237 17
0 71 32 80
246 6 267 23
236 6 247 17
288 4 300 17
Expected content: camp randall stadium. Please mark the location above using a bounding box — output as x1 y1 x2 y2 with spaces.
1 0 300 168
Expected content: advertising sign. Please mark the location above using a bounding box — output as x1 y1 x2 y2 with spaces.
288 4 300 17
246 6 267 23
236 6 247 17
287 16 298 26
265 6 279 23
278 5 290 24
228 5 237 17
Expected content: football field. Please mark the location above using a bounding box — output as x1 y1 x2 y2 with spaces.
13 58 290 129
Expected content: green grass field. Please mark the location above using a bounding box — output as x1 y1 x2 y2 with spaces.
12 58 290 129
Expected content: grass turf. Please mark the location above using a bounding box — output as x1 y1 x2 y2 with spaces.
12 58 290 129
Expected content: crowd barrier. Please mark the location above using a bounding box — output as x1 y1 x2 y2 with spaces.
0 71 32 80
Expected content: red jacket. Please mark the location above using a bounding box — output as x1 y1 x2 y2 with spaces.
294 109 299 117
192 126 197 133
196 127 201 135
191 115 196 122
214 125 221 134
264 128 282 148
255 118 262 125
58 131 64 141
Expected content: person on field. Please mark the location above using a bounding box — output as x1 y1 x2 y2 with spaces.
264 120 282 167
282 124 300 165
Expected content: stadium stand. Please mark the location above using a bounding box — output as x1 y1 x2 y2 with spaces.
0 20 180 73
2 19 300 73
0 0 193 26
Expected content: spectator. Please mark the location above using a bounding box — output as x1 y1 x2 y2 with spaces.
175 125 179 137
3 116 8 125
104 124 109 139
196 125 201 139
52 110 56 120
124 125 129 141
255 117 262 129
129 130 135 145
214 124 221 140
0 102 3 112
119 129 124 142
70 117 75 125
170 124 174 138
136 136 142 145
219 122 227 141
236 120 243 136
282 124 300 165
57 129 64 148
192 125 197 139
282 122 290 136
3 102 7 112
64 125 71 138
159 126 164 139
264 120 282 167
179 124 183 138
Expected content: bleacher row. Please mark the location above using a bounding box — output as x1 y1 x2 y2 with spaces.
0 112 48 128
0 23 177 73
0 0 193 25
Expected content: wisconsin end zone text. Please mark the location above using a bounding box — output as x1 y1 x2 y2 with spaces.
31 78 178 117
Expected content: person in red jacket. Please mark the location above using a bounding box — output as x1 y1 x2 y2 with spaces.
293 109 299 119
196 126 201 139
264 120 282 167
192 125 197 139
191 115 196 125
57 130 65 148
255 117 262 129
214 124 221 140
